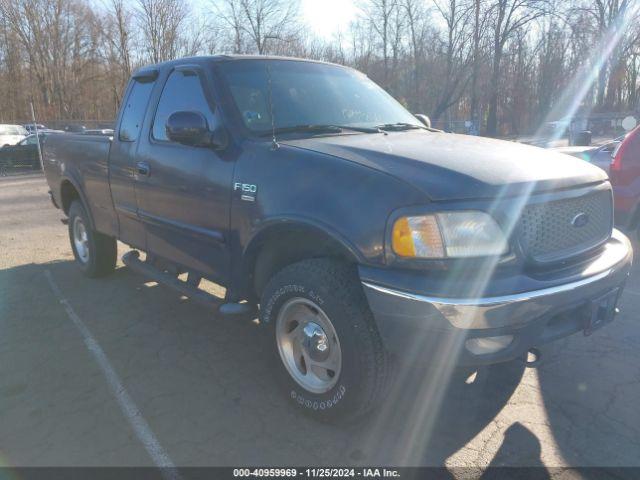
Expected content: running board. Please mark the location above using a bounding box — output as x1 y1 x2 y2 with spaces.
122 251 256 317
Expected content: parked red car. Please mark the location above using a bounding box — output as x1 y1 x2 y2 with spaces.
610 125 640 240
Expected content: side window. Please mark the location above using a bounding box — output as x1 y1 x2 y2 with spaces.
152 70 215 142
119 79 155 142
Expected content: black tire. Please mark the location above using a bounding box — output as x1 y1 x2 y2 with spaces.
68 200 117 278
260 258 388 421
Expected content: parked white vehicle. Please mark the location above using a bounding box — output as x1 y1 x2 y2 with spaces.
0 124 28 147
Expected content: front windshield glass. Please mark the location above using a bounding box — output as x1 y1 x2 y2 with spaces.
218 60 422 134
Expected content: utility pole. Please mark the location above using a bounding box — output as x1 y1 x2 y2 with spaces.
30 101 44 173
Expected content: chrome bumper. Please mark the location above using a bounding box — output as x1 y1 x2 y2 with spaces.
362 230 632 365
362 229 632 331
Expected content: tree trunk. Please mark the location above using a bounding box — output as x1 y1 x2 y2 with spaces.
469 0 480 129
486 49 502 137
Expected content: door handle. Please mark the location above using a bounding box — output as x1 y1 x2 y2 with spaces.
136 161 150 177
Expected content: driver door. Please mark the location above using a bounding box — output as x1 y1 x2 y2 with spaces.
134 65 234 283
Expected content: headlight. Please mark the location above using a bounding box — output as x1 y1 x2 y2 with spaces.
392 211 508 258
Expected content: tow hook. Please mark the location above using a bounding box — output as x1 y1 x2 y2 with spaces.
522 347 542 368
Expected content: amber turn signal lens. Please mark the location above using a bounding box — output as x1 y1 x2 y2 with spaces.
392 215 445 258
392 217 416 257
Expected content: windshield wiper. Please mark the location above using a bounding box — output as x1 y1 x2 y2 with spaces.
375 122 426 131
259 125 342 136
258 124 383 137
334 125 384 133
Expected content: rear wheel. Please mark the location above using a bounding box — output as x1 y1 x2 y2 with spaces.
68 200 117 277
260 258 388 421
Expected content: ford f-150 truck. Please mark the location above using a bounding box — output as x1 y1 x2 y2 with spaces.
43 56 633 420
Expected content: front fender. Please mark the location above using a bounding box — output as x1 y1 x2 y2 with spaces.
243 215 365 265
230 216 364 302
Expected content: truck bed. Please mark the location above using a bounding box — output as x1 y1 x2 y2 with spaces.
43 133 117 237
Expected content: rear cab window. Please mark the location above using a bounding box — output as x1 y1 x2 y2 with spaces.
119 79 155 142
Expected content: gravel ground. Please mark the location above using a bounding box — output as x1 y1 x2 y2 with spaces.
1 173 639 471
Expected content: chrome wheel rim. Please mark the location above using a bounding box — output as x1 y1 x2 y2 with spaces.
72 216 90 264
275 298 342 394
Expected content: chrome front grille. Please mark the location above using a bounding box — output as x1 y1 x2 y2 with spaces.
518 189 613 263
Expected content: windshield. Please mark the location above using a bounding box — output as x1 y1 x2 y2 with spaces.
218 60 422 135
0 125 27 135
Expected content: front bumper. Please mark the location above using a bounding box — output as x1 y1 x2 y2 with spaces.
361 230 633 366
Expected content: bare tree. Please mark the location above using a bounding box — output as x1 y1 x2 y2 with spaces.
98 0 134 112
0 9 25 121
401 0 429 110
1 0 104 118
136 0 190 63
534 17 569 123
469 0 489 128
106 0 132 77
212 0 300 54
627 41 640 109
1 0 639 136
485 0 548 135
429 0 474 121
358 0 400 89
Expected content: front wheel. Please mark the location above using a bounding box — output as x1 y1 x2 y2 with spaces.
68 200 117 278
260 258 388 421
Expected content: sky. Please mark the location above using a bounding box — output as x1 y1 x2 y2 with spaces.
300 0 360 39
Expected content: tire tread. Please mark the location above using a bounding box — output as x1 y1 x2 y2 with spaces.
68 200 117 278
262 258 388 420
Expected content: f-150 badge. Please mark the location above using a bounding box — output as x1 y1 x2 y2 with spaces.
234 182 257 202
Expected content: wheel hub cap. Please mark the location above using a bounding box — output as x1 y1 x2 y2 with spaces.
72 216 89 264
275 298 342 394
302 322 330 362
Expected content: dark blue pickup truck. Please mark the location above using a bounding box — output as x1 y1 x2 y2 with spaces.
43 55 632 420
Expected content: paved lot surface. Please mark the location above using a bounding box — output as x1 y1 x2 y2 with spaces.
1 173 639 470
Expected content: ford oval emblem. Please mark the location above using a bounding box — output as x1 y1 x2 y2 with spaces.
572 212 590 228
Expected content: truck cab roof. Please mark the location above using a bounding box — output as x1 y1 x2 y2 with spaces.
132 55 352 80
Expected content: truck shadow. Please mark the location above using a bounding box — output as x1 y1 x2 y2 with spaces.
353 358 528 466
532 260 640 470
2 260 544 467
479 422 547 477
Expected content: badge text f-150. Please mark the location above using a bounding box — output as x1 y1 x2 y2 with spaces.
234 182 258 202
42 55 632 421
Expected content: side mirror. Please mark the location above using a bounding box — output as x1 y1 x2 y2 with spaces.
415 114 431 128
166 111 227 150
166 111 210 146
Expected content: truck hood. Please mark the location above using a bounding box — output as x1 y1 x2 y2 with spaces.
282 131 608 201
